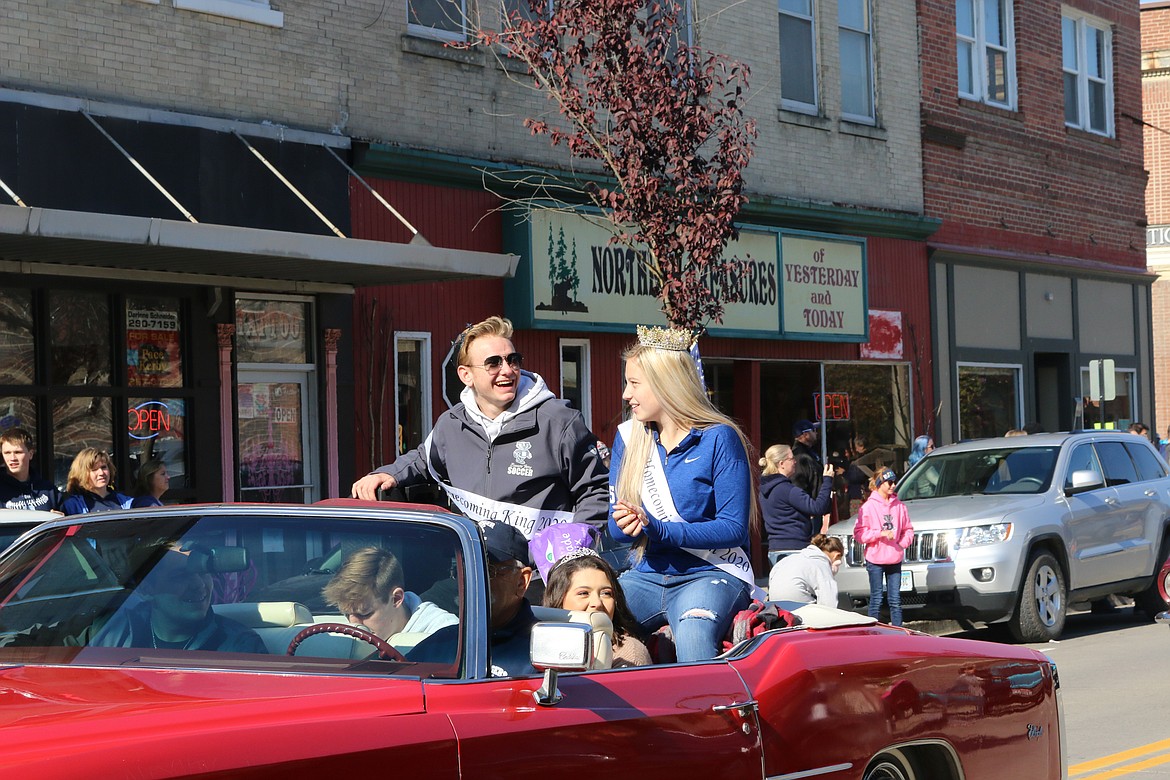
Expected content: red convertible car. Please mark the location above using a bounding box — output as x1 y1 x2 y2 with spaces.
0 501 1066 779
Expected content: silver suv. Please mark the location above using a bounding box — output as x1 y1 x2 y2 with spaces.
827 431 1170 642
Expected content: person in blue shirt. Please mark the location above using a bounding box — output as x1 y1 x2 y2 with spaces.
608 325 760 662
62 448 132 515
130 459 170 508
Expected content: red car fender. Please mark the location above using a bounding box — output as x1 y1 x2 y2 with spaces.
729 625 1063 780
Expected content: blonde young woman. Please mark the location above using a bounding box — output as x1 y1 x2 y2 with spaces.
608 326 761 662
62 448 131 515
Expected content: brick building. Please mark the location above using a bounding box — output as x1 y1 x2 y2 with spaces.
1 0 941 504
349 0 938 482
1144 2 1170 443
921 0 1151 440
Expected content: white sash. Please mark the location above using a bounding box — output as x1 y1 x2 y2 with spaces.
618 421 765 600
423 434 572 539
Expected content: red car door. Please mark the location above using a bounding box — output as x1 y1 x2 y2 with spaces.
428 662 763 779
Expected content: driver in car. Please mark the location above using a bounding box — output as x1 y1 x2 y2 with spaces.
323 547 458 646
78 545 267 654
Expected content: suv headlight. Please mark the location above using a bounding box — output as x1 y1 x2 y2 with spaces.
953 523 1012 549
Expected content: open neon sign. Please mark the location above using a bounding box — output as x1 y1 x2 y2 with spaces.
128 401 172 440
813 392 851 421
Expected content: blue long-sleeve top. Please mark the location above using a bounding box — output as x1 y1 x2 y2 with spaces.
607 423 751 575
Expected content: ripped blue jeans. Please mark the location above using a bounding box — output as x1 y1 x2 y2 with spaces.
618 568 751 662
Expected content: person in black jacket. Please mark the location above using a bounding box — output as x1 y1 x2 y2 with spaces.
0 428 62 513
759 444 834 566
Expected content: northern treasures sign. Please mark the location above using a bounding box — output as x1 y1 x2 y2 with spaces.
506 209 867 340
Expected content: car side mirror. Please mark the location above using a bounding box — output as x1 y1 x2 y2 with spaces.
1066 470 1104 494
529 622 594 706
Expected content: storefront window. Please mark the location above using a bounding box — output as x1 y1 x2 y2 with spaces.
0 397 36 435
238 380 308 503
824 362 913 457
1078 367 1135 430
127 398 188 490
0 290 35 385
559 339 591 424
958 363 1022 440
395 334 431 455
126 297 183 387
51 396 113 488
49 291 110 386
236 299 310 364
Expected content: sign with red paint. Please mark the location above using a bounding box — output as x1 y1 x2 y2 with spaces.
127 298 182 387
860 309 904 360
813 392 851 421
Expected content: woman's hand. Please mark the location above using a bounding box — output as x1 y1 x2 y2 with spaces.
612 500 649 538
822 463 834 478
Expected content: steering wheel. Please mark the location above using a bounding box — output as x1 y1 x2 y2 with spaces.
286 622 407 661
1012 477 1044 489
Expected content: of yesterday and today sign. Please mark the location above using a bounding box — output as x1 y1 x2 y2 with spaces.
507 208 867 341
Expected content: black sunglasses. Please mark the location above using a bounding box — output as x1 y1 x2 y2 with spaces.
468 352 523 372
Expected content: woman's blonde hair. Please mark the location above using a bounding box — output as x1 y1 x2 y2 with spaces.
615 342 761 552
66 447 115 494
759 444 792 476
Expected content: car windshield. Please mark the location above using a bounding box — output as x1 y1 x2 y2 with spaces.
898 446 1059 499
0 522 41 553
0 511 466 677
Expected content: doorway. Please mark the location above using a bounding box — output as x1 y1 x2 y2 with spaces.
1033 352 1071 433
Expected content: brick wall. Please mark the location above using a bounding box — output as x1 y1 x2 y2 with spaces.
0 0 924 218
921 0 1146 269
1144 6 1170 436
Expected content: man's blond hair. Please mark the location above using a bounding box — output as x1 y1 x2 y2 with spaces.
457 317 514 366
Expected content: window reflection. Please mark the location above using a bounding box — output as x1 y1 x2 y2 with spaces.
128 398 188 490
0 289 35 385
958 364 1020 440
50 291 110 386
51 396 113 488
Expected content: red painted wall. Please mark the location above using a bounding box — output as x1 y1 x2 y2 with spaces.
350 178 934 472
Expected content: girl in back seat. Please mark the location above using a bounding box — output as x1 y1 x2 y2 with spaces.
543 550 650 667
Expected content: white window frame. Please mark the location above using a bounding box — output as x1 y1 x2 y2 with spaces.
779 0 819 114
559 338 592 427
173 0 283 28
407 0 469 42
1062 9 1114 137
395 331 434 453
956 0 1016 109
956 361 1024 439
838 0 875 124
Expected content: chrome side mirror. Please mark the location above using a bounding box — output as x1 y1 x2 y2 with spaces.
529 622 593 706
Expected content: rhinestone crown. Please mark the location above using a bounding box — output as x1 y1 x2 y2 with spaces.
636 325 695 352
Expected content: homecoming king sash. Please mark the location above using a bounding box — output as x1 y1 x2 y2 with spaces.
423 434 572 539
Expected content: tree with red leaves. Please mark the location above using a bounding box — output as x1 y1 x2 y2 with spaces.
469 0 757 336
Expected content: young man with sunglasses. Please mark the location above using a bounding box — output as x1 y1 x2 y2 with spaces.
352 316 609 541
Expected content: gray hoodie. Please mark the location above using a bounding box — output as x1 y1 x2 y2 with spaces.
375 371 609 530
767 544 839 606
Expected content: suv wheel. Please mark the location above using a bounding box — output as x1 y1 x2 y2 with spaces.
1008 552 1066 643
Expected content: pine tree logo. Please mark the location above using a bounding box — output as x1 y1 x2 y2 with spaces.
536 224 588 313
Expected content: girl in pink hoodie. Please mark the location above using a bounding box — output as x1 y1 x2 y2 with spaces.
853 467 914 626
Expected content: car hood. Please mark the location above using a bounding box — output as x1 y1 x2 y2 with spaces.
0 663 427 768
829 493 1047 534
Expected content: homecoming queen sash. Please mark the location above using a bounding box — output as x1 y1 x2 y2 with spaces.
618 421 766 600
422 434 572 539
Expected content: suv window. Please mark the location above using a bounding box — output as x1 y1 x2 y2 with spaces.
1096 441 1139 487
1063 442 1103 491
1126 441 1167 482
898 446 1057 499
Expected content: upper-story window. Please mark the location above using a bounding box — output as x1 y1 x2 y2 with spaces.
1062 11 1113 137
956 0 1015 109
408 0 468 41
779 0 818 113
839 0 874 123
